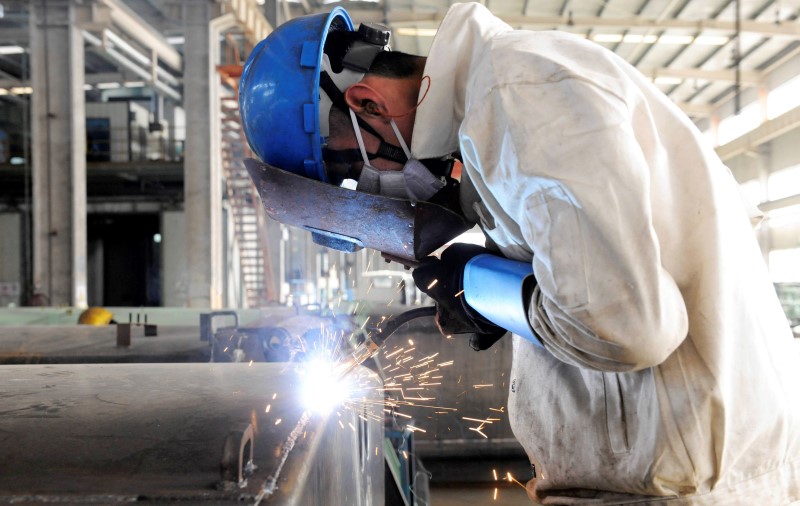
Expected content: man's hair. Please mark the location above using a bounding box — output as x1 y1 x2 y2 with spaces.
367 51 425 79
328 105 352 140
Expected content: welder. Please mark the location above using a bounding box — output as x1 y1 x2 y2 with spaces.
238 3 800 503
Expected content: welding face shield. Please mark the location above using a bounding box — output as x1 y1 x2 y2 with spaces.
240 9 470 263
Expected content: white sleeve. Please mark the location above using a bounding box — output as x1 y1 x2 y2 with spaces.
461 77 688 372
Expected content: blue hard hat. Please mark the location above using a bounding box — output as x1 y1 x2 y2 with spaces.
239 8 354 183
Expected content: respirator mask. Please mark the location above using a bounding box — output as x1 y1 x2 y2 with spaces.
348 110 444 201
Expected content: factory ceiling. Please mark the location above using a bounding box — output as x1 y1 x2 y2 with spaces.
0 0 799 123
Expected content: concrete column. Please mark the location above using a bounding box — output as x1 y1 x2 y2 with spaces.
29 0 88 308
183 1 223 308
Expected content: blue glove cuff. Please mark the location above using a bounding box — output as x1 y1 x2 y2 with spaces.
463 254 542 347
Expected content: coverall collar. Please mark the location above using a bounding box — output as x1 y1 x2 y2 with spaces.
410 3 513 160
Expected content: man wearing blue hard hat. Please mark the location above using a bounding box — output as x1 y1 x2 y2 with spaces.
239 3 800 503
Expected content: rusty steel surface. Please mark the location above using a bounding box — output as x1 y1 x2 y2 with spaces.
0 363 384 504
245 158 471 263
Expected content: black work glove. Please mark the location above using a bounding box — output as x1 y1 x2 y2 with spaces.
412 243 508 351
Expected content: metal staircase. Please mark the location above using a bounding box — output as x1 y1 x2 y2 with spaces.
218 63 276 307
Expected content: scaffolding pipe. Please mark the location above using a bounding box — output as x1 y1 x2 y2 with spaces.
98 0 182 70
103 30 180 88
82 30 181 101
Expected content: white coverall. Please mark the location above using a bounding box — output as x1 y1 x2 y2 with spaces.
410 3 800 504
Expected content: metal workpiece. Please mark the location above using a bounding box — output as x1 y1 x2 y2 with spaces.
0 325 209 364
0 363 384 504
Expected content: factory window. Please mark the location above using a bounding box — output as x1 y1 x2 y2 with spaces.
768 164 800 201
86 118 111 162
717 102 762 146
767 74 800 120
770 249 800 283
715 76 799 148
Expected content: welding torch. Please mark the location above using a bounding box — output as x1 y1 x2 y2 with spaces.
338 306 436 377
335 252 440 377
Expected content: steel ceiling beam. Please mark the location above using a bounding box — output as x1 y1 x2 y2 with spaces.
84 0 182 70
674 101 713 117
346 10 800 39
716 103 800 161
648 67 762 84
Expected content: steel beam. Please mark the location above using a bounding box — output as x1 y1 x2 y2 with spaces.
646 67 762 85
344 9 800 39
716 103 800 161
90 0 182 70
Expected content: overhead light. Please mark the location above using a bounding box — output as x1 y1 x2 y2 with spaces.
124 81 145 88
0 89 7 95
592 34 623 43
0 45 23 55
394 27 438 37
624 34 658 43
695 35 729 45
593 33 659 43
96 82 120 89
83 84 93 91
658 35 695 44
166 36 185 45
10 86 32 94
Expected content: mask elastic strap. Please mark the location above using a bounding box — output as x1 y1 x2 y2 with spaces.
349 108 371 167
389 119 411 160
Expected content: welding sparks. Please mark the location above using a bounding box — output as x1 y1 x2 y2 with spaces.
469 427 488 438
298 358 355 415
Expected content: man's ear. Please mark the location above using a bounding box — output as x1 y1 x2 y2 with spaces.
344 83 387 117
